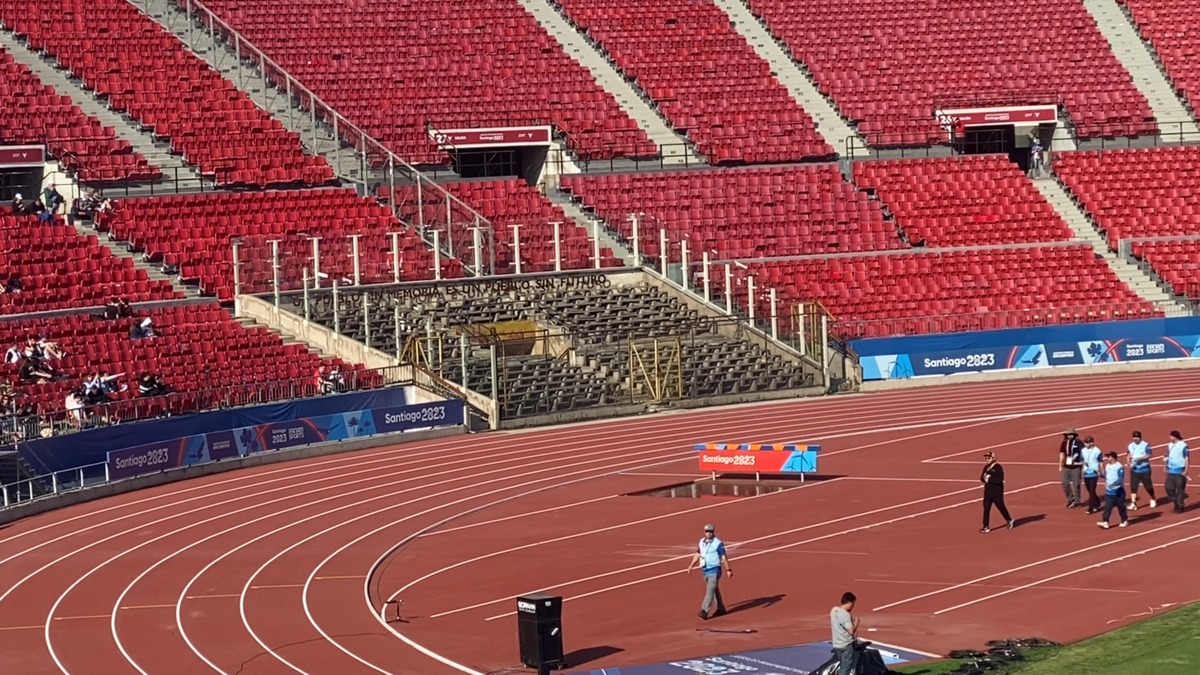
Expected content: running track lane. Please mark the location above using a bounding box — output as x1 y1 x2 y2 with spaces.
0 370 1198 674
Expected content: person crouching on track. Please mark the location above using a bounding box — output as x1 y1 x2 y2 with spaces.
980 451 1014 533
1081 436 1103 514
1126 430 1157 510
1098 452 1129 529
1059 429 1084 509
1164 430 1190 513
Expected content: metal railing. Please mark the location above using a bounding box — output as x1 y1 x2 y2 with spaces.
1 461 110 508
13 366 400 442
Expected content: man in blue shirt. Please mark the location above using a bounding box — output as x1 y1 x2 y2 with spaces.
1081 436 1103 514
1098 452 1129 529
1126 430 1157 511
687 523 732 619
1164 430 1190 513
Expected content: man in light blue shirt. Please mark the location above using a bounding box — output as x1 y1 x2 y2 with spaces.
1099 452 1129 529
686 523 731 619
1081 436 1103 514
1165 430 1190 513
1126 430 1157 510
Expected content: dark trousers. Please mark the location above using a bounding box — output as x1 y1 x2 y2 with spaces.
1165 473 1188 511
1102 489 1128 524
1129 471 1155 500
983 485 1012 528
1061 467 1082 506
1083 475 1100 512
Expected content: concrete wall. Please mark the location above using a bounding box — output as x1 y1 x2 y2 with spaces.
861 356 1200 392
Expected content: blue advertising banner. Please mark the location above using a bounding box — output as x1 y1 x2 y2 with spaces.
17 387 411 475
854 317 1200 380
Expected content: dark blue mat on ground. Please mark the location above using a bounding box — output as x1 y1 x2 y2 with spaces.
567 641 930 674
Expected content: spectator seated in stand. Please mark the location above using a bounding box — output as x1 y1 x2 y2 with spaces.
64 386 86 426
129 317 155 340
41 184 64 214
138 372 167 397
18 356 63 383
82 371 125 405
4 342 21 363
102 297 134 320
315 364 344 395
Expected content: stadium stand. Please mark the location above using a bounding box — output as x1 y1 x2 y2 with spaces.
0 48 160 183
1121 0 1200 118
551 0 833 163
188 0 659 166
312 282 811 418
852 155 1074 246
725 245 1159 339
97 189 458 302
1054 146 1200 300
560 165 902 259
384 178 622 273
0 213 180 314
744 0 1157 144
0 0 334 187
0 305 377 428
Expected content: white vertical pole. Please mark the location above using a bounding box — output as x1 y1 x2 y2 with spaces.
798 303 807 357
551 221 562 272
659 229 668 277
723 264 733 314
472 228 484 277
630 214 641 262
680 239 690 290
821 314 830 384
302 267 311 321
747 275 756 321
460 333 469 386
702 251 711 303
445 194 454 259
350 234 361 286
770 288 779 340
394 304 402 357
511 224 522 275
231 240 242 308
388 156 396 218
311 237 321 288
332 280 341 335
432 230 442 280
592 221 601 269
416 178 424 228
270 239 281 307
390 232 401 284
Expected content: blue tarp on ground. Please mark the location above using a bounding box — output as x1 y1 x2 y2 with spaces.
566 640 931 674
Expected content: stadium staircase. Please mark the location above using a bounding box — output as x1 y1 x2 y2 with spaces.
545 191 639 268
515 0 703 166
0 27 203 193
1031 174 1192 314
1081 0 1200 144
139 0 365 184
710 0 861 154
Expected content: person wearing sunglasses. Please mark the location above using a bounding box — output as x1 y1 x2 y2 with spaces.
980 451 1014 533
686 523 732 619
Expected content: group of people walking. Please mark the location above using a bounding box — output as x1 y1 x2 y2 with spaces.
1058 428 1190 527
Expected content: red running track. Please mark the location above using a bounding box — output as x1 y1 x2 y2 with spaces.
3 370 1200 674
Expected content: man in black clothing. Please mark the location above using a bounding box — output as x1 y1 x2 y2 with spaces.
980 451 1014 533
1060 429 1084 508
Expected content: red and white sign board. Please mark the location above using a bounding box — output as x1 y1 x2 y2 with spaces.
428 126 552 150
0 145 46 167
934 106 1058 131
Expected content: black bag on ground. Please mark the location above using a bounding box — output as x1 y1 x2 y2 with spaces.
811 641 893 675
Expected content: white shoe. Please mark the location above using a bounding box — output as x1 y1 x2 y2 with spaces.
1119 521 1129 527
1150 499 1157 508
1098 522 1109 529
1128 502 1138 511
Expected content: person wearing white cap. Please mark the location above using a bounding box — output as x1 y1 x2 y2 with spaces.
686 523 731 619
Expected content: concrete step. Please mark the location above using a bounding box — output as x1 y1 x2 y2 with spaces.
514 0 704 165
69 218 202 299
711 0 861 154
1032 174 1192 312
0 26 205 190
1082 0 1200 139
546 188 639 268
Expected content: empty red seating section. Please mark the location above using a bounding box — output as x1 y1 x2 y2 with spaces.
728 246 1158 339
388 179 620 273
193 0 657 166
561 165 900 259
102 189 458 302
1055 146 1200 299
1122 0 1200 120
0 49 159 183
0 214 181 314
553 0 832 163
0 305 375 421
744 0 1156 144
853 155 1073 246
0 0 333 188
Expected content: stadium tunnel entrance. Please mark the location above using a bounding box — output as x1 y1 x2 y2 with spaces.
0 145 47 204
939 103 1059 173
428 124 552 185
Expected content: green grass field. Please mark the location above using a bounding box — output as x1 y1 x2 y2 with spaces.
893 603 1200 674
